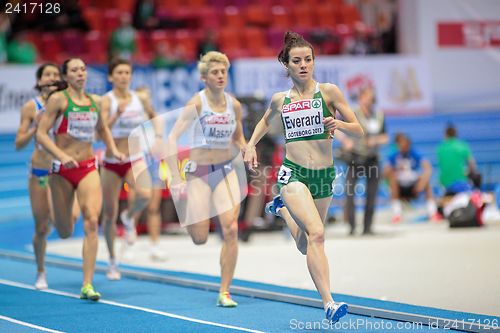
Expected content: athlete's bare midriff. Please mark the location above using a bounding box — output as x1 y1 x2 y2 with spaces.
31 148 53 170
105 137 132 159
55 134 94 161
190 147 237 165
285 139 334 169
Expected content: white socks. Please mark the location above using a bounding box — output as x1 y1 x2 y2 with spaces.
391 200 402 216
427 200 437 216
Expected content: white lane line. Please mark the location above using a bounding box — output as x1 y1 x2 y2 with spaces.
0 315 66 333
0 279 266 333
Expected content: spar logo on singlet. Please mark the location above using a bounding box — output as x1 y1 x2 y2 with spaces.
203 114 234 140
205 114 231 125
282 98 324 139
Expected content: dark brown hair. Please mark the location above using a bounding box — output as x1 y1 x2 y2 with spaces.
445 124 457 138
34 63 59 92
395 132 410 144
61 58 83 75
277 31 315 66
108 58 132 75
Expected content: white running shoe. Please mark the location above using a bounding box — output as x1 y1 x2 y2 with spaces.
150 245 167 262
35 272 48 290
121 243 136 262
106 264 121 281
120 210 137 245
325 301 348 324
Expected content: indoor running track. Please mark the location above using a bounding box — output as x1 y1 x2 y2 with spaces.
1 253 497 333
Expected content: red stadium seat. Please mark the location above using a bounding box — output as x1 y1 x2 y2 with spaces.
245 5 271 27
134 31 153 65
270 6 290 30
254 0 273 6
291 5 314 29
61 30 86 57
102 9 121 35
186 0 206 8
223 6 244 29
175 29 200 61
267 27 286 51
196 6 221 30
159 0 182 9
83 8 103 31
90 0 114 8
253 47 275 58
113 0 135 13
338 4 361 26
218 27 243 51
83 31 107 64
150 30 175 47
233 0 249 8
207 0 230 10
314 4 338 29
40 33 64 63
243 27 268 50
223 48 251 60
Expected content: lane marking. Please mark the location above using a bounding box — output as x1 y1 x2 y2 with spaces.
0 315 66 333
0 279 265 333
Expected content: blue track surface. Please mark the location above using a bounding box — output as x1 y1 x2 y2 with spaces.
0 256 464 332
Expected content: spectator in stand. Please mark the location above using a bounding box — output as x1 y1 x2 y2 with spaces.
152 42 186 69
377 13 397 53
133 0 160 30
6 32 37 64
437 124 479 196
109 13 136 61
39 0 89 32
384 133 440 223
197 30 218 57
0 13 10 63
343 21 374 55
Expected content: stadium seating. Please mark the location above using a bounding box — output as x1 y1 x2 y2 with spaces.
32 0 364 62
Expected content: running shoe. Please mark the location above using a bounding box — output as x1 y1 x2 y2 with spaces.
120 210 137 245
265 195 285 216
216 292 238 307
150 245 167 262
34 272 48 290
106 264 121 281
121 242 136 262
325 301 348 324
80 283 101 301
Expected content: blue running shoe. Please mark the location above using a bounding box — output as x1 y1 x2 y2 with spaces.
265 195 284 216
325 302 348 324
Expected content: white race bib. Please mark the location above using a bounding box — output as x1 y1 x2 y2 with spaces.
114 111 146 138
202 114 236 149
68 111 98 142
282 99 324 139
